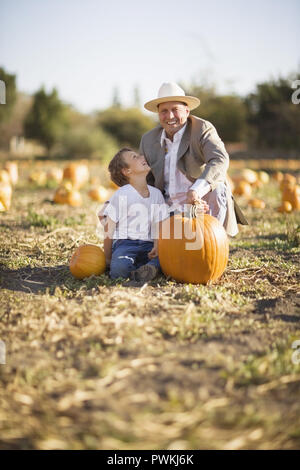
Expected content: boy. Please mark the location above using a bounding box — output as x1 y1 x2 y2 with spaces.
100 148 170 283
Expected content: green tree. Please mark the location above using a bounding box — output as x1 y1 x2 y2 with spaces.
0 67 17 123
245 73 300 150
24 87 68 154
97 107 155 149
112 87 121 108
56 107 118 161
186 84 248 142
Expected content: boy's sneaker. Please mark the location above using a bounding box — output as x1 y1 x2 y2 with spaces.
130 264 159 282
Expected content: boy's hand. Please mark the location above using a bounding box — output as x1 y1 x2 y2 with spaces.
148 247 158 259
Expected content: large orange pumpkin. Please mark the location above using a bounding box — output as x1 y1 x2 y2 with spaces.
158 211 229 285
70 244 106 279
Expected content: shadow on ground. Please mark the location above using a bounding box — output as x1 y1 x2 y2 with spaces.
0 264 70 294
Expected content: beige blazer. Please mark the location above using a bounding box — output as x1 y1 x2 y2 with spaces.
139 115 248 236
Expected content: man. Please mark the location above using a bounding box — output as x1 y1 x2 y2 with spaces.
140 82 248 236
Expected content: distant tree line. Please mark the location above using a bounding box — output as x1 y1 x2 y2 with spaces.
0 66 299 160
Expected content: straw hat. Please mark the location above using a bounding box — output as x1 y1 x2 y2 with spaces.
144 82 200 113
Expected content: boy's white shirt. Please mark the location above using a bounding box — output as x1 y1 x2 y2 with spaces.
100 184 170 241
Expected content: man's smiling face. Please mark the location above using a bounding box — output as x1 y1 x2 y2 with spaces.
158 101 190 139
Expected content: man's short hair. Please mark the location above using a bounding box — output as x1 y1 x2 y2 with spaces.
108 147 132 187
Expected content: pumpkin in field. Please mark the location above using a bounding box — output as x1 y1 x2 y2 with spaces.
88 186 109 202
233 180 252 198
0 169 11 185
278 201 292 213
280 173 296 190
54 185 82 207
63 162 89 189
281 184 300 210
257 171 269 185
4 162 18 185
47 167 63 184
249 198 266 209
272 171 283 183
70 244 106 279
158 211 229 285
0 182 12 210
241 169 258 185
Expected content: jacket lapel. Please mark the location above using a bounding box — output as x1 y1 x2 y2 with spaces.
152 134 165 192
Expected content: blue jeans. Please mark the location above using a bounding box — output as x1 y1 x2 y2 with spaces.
110 239 160 279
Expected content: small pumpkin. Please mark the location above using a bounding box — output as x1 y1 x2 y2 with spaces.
88 186 109 202
233 180 252 198
281 184 300 210
249 198 266 209
272 171 283 183
158 210 229 285
278 201 292 213
257 171 269 184
63 162 89 189
241 169 258 185
0 169 11 185
70 244 106 279
280 173 296 190
4 161 18 185
0 182 12 210
54 185 82 206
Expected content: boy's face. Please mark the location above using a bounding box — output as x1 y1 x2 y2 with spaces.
122 151 150 179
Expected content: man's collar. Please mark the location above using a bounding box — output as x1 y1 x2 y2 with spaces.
160 122 187 147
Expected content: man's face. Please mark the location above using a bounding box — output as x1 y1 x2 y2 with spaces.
158 101 190 138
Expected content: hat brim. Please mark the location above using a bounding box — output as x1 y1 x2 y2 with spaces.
144 95 200 113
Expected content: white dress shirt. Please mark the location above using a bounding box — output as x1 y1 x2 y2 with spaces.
160 124 211 211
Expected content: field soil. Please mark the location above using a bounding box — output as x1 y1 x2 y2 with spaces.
0 161 299 450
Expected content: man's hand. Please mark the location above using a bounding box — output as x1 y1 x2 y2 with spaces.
148 246 158 259
186 190 209 213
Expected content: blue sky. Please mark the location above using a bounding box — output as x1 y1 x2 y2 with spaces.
1 0 299 114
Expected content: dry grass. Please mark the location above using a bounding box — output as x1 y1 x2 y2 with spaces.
0 161 299 450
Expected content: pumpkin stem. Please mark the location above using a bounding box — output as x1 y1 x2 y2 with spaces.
186 204 198 219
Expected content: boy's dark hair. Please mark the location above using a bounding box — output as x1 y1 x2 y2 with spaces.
108 147 133 187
